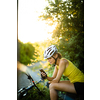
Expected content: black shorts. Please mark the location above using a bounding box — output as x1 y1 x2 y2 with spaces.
74 82 84 95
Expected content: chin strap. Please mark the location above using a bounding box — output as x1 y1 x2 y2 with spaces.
52 56 58 67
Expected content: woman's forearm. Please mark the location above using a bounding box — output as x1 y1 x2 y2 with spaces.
47 76 55 81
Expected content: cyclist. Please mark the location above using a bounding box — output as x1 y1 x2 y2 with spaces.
41 45 84 100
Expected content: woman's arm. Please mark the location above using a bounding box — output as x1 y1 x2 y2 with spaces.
50 59 68 83
47 66 58 81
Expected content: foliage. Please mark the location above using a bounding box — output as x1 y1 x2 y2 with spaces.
32 42 47 62
40 0 84 72
32 39 58 62
18 40 38 65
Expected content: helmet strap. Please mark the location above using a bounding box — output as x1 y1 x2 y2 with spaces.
52 56 58 67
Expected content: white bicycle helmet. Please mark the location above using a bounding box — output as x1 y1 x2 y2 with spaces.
44 45 58 59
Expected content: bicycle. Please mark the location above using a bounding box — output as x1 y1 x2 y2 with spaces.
17 73 44 100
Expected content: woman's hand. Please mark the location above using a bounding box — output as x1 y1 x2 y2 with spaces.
49 78 59 84
41 72 47 79
40 69 47 79
41 72 47 77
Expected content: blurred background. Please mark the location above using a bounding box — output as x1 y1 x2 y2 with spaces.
18 0 84 72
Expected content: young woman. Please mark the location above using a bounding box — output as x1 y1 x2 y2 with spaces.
41 45 84 100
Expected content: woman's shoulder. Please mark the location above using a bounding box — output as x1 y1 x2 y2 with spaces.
60 58 69 65
61 58 68 62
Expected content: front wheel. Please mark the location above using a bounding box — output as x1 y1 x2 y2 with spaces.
17 88 28 100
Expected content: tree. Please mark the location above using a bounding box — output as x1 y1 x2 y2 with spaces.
40 0 84 72
18 40 37 65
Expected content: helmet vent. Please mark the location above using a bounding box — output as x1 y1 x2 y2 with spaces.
47 47 51 51
47 49 52 55
50 50 54 55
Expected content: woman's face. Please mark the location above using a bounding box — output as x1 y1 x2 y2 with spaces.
47 57 55 64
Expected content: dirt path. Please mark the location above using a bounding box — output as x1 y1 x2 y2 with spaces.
17 61 47 90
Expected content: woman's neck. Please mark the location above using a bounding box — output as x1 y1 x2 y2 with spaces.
56 58 60 66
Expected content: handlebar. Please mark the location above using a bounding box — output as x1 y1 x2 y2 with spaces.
17 73 44 100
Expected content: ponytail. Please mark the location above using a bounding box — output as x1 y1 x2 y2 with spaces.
53 52 62 59
57 52 62 59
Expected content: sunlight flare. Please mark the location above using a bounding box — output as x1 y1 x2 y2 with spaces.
18 0 56 43
17 61 27 73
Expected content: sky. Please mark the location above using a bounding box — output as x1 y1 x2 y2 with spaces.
18 0 56 43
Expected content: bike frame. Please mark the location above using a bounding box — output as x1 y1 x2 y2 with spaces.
17 73 44 100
